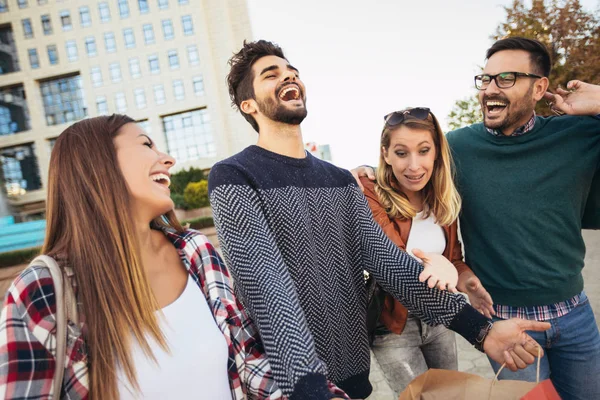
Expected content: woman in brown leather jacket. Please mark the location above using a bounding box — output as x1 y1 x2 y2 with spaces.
360 107 494 396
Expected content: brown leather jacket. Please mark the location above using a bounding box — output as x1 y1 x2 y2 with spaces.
361 176 472 335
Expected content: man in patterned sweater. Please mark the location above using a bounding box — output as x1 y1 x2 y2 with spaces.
208 40 550 400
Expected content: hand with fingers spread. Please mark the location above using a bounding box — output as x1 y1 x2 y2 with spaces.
350 166 376 192
457 271 495 318
413 249 459 293
483 319 550 372
543 80 600 116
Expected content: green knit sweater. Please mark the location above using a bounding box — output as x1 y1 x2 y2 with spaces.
447 116 600 306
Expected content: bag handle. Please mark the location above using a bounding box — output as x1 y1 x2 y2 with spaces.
30 255 78 399
488 346 542 398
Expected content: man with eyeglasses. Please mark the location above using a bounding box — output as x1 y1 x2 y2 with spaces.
352 36 600 399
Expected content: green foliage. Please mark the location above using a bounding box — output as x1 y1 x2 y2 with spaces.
170 192 189 210
170 167 206 195
183 216 215 230
0 247 40 268
447 95 482 131
183 180 209 209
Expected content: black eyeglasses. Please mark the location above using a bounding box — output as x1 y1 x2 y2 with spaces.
474 72 542 90
383 107 430 126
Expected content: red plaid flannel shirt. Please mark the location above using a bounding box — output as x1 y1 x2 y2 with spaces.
0 228 348 399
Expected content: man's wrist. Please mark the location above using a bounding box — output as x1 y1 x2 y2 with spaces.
474 320 494 352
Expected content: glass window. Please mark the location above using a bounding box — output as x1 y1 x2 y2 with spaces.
40 75 87 126
28 48 39 69
104 32 116 53
161 19 174 40
172 79 184 100
99 2 111 23
60 10 72 31
96 95 108 115
0 0 7 13
187 45 199 66
181 15 193 36
1 143 42 197
134 88 146 109
41 14 52 35
178 0 189 4
0 85 31 136
90 66 103 87
148 54 160 74
138 0 149 13
193 76 204 96
168 49 179 69
0 26 19 74
162 109 215 163
115 92 127 112
65 40 78 62
79 6 91 27
18 0 28 8
37 0 47 4
123 28 135 49
85 36 97 57
143 24 154 45
109 62 122 83
118 0 130 18
47 45 58 65
22 19 33 39
158 0 168 9
153 84 165 105
128 57 141 78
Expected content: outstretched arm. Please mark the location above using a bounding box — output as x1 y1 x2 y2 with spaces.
544 80 600 116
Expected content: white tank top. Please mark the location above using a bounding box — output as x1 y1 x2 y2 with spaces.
117 275 232 400
404 211 446 262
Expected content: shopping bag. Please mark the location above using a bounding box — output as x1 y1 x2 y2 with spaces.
520 379 561 400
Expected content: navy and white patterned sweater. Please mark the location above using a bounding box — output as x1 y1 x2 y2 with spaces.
208 145 488 400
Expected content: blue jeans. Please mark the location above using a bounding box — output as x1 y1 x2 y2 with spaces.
488 292 600 400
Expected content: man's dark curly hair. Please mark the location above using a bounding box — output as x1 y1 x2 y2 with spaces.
227 40 286 132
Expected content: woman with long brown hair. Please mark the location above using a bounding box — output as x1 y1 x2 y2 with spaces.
0 115 296 399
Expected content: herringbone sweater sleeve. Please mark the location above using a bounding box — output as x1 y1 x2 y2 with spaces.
209 164 336 400
353 188 490 343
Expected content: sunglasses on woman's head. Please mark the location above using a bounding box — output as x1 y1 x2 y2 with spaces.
383 107 431 126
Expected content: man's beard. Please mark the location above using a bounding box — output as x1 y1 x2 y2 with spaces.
257 96 307 125
482 84 534 133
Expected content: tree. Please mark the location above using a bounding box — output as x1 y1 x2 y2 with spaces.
448 0 600 126
183 180 209 209
169 167 206 195
446 95 482 131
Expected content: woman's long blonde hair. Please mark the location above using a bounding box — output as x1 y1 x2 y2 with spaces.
375 108 461 226
42 115 184 399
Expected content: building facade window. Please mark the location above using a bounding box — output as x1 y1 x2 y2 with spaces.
0 0 8 13
158 0 168 9
104 32 117 53
153 84 165 104
85 36 97 57
148 54 159 74
65 40 78 62
181 15 193 35
37 0 47 4
47 45 58 65
109 62 122 82
129 57 141 78
138 0 149 13
187 45 199 66
79 6 92 27
18 0 28 9
118 0 130 18
90 66 103 87
193 76 204 96
163 109 215 162
41 14 52 35
134 88 146 109
0 26 20 74
115 92 127 112
99 2 111 23
96 95 108 115
178 0 188 4
1 143 42 197
172 79 184 100
123 28 135 49
168 50 179 69
143 24 155 45
161 19 174 40
28 48 39 69
22 19 33 39
40 75 87 126
0 85 31 136
60 10 72 31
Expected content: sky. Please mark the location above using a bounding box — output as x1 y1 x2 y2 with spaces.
246 0 599 168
